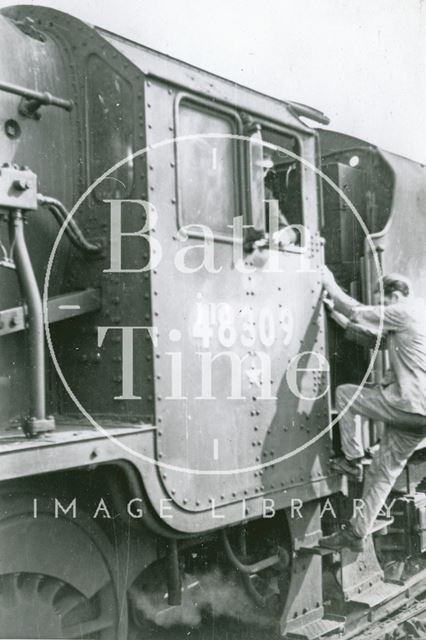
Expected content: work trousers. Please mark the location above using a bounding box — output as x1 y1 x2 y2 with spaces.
335 384 426 538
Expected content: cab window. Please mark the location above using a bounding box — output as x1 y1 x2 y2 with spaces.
177 99 240 238
248 125 303 246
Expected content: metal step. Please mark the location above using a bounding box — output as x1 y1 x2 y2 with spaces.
285 616 344 639
299 519 394 555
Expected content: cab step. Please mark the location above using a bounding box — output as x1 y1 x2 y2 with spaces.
299 518 394 555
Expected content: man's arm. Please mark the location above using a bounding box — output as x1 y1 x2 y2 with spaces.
322 266 360 317
324 296 383 348
328 308 350 329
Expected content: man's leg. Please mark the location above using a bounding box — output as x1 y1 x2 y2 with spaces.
351 427 424 538
335 384 365 460
321 388 426 550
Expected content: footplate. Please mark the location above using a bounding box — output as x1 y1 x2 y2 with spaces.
340 530 388 602
285 616 344 640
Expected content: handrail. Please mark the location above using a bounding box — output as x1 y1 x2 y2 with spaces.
0 80 73 117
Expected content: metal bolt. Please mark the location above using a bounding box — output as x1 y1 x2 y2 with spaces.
13 178 30 191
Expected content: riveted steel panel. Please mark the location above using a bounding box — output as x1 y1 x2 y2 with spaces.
0 6 156 427
372 151 426 298
0 10 77 427
144 79 334 515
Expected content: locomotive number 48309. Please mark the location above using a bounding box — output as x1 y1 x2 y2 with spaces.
192 301 294 349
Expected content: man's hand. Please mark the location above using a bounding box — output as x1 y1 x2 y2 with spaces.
321 266 337 294
322 292 335 311
319 265 360 317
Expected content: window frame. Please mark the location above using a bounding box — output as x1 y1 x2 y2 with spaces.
246 118 308 255
174 92 245 244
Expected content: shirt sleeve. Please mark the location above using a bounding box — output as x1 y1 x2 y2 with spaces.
349 304 408 333
344 321 385 349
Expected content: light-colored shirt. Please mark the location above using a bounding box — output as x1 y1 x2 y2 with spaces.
348 297 426 416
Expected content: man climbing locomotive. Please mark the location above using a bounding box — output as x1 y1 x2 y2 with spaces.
319 267 426 551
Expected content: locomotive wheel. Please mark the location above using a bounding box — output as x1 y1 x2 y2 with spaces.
0 572 117 639
0 494 128 639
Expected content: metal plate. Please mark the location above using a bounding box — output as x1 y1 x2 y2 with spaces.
145 79 334 514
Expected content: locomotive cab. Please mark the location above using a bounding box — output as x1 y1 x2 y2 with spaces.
0 6 425 640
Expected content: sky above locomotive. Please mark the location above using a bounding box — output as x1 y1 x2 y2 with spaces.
2 0 425 163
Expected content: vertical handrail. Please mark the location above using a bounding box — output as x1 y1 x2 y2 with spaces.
8 209 46 423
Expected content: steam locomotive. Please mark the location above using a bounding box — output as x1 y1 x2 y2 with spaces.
0 5 426 639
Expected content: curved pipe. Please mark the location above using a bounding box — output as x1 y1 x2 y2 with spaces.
38 195 101 254
222 529 281 575
8 209 45 421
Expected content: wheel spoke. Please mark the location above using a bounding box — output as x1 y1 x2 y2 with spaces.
0 574 18 607
55 593 86 616
20 573 44 598
39 577 65 603
63 613 115 638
